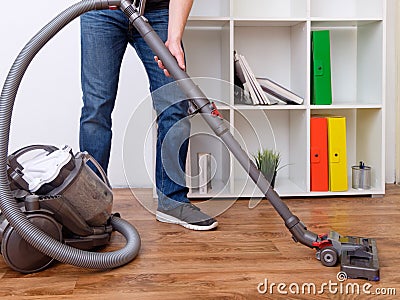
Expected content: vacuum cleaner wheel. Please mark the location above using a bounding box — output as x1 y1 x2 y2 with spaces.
1 213 62 273
320 246 339 267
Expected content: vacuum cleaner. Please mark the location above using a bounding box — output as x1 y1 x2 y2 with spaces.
2 144 142 273
0 1 142 273
0 0 379 280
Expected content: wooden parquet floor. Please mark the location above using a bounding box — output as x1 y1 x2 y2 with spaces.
0 185 399 299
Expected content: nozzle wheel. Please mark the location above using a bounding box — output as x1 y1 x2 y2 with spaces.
320 246 338 267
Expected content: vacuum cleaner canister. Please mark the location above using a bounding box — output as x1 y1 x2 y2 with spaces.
0 144 133 273
7 144 113 226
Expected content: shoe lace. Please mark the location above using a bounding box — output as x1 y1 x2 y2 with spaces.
183 203 200 211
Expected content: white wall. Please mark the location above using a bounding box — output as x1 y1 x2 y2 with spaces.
0 1 154 188
0 1 397 187
386 0 397 183
396 0 400 183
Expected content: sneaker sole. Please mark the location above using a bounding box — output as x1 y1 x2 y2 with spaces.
156 211 218 231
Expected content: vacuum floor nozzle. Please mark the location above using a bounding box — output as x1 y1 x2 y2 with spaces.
340 236 380 281
315 231 380 281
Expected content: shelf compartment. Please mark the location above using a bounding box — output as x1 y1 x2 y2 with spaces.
187 111 232 197
183 22 231 85
234 21 307 105
190 0 230 18
233 0 307 19
311 20 383 106
311 108 384 192
310 0 384 20
232 108 308 196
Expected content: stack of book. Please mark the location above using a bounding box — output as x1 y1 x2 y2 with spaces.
234 52 304 105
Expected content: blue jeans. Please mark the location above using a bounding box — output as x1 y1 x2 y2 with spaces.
80 9 190 210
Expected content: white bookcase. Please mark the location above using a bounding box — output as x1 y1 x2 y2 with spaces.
182 0 386 198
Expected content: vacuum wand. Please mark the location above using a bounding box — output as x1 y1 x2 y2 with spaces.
119 0 319 249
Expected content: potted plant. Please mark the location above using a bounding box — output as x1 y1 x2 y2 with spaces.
253 148 281 188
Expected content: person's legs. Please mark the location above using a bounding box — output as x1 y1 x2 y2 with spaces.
80 10 129 174
130 9 217 230
130 9 190 210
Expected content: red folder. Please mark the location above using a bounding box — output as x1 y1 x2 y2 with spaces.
310 117 329 191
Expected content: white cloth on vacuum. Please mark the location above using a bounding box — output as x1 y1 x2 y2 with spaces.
18 146 72 192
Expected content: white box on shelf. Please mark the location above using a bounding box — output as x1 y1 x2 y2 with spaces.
198 152 212 194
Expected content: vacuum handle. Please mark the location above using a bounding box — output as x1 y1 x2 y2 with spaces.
8 145 59 167
7 145 60 191
82 152 112 189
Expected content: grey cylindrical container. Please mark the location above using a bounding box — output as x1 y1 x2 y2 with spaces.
351 161 371 190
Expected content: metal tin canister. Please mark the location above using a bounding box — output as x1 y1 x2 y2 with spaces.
351 161 371 190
